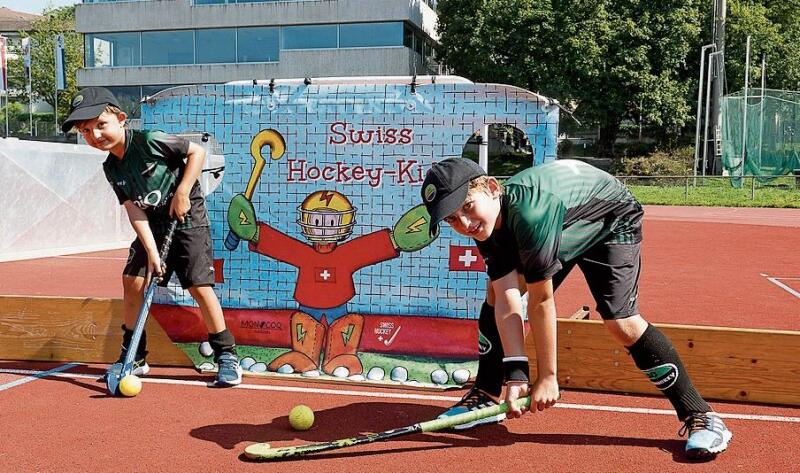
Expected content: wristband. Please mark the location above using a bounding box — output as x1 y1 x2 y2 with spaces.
503 356 530 383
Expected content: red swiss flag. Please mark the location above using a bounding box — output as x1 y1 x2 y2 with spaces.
448 245 486 272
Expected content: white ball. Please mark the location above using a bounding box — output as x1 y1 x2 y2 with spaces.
198 361 215 371
390 366 408 382
347 374 366 382
198 342 213 357
240 357 257 370
452 368 471 384
301 369 321 377
249 362 267 373
332 367 349 378
276 364 294 374
431 369 449 385
366 366 385 381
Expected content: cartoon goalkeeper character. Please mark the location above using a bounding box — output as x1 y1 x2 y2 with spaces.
227 129 437 378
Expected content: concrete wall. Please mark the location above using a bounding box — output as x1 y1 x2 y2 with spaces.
76 0 431 32
77 48 421 86
76 0 439 85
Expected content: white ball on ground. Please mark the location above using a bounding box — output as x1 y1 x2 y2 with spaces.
198 342 213 357
240 357 257 370
452 368 471 384
331 367 349 378
366 367 385 381
430 369 449 385
276 364 294 374
301 369 320 377
390 366 408 382
348 374 365 382
249 362 267 373
198 361 215 371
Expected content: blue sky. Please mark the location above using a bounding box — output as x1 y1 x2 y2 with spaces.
3 1 79 15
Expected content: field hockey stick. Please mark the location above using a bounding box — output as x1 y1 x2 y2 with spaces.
106 220 178 396
243 396 532 461
224 129 285 250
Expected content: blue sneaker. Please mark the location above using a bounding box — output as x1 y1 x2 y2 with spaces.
438 387 506 430
104 353 149 380
680 413 732 460
214 351 243 387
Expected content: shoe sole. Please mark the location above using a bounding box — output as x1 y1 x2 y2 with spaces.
687 430 733 460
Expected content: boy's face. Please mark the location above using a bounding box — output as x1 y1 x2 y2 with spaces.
76 110 127 153
442 178 502 241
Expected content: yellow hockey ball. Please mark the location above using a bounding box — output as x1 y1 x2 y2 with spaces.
119 374 142 397
288 404 314 431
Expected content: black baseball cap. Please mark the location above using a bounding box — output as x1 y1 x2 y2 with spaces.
421 158 486 235
62 87 122 133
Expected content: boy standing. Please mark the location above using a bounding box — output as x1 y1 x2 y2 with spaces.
63 87 242 387
421 158 731 460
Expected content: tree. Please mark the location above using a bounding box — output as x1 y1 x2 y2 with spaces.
7 6 83 129
436 0 703 158
724 1 800 91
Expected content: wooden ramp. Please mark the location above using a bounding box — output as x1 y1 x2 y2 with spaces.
0 295 188 366
526 318 800 406
1 295 798 405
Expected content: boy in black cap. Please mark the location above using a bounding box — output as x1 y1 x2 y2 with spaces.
421 158 732 460
63 87 242 387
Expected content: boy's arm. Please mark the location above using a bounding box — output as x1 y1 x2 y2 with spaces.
491 271 528 417
123 201 162 279
170 141 205 222
525 278 560 413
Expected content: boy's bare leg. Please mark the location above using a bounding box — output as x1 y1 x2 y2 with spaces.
121 275 147 328
189 285 226 333
602 314 648 346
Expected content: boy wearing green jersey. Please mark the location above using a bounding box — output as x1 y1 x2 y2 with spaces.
63 87 242 387
421 158 731 460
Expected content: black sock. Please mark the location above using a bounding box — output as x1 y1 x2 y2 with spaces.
209 329 237 359
473 302 504 397
121 324 148 361
627 323 710 420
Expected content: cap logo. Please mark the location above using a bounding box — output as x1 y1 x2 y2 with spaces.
423 183 437 202
72 95 84 107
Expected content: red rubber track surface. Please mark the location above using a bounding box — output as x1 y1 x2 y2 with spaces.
1 206 799 471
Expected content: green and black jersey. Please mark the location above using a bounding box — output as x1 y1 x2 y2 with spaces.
103 129 208 234
476 159 643 283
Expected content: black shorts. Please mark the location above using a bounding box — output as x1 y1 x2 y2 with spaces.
124 226 216 289
553 242 641 320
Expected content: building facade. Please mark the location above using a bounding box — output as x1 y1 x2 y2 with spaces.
75 0 440 113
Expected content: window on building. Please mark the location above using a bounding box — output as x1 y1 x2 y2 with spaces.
105 86 142 116
237 27 279 62
281 25 338 50
339 22 403 48
142 30 194 65
195 29 237 64
86 32 141 67
403 24 414 50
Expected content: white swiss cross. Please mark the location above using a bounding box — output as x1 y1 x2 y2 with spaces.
458 249 479 268
319 269 332 280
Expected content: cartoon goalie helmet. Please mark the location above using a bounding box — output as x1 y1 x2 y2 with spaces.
297 190 357 242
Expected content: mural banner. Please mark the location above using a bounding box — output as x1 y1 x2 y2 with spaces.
140 76 559 388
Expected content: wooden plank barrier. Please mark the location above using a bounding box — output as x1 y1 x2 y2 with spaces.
0 295 190 366
526 318 800 406
2 295 798 405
